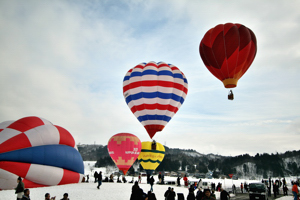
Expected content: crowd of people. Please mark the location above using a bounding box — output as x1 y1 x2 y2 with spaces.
14 172 300 200
14 176 71 200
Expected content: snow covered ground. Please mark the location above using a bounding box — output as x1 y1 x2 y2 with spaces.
0 161 296 200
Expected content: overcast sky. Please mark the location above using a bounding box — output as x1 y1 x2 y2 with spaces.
1 0 299 156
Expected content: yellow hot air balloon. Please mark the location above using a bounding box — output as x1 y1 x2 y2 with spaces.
138 141 165 175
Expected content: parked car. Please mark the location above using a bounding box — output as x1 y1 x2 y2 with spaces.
249 183 268 200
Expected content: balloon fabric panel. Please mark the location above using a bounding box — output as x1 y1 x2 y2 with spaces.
0 145 84 174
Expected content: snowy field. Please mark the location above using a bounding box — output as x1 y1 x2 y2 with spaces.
0 161 296 200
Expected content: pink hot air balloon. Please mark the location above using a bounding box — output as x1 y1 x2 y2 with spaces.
107 133 141 175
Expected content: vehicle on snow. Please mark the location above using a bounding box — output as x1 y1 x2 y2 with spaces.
249 182 268 200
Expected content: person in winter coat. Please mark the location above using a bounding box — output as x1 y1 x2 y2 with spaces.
164 187 171 200
45 193 56 200
283 185 288 195
21 189 30 200
292 183 299 200
196 188 203 200
147 191 157 200
158 172 162 184
167 188 176 200
183 175 188 187
15 176 25 200
220 188 230 200
177 176 181 186
60 193 70 200
187 186 195 200
130 181 148 200
197 179 203 189
202 189 216 200
94 171 98 183
97 171 102 189
273 183 278 198
149 176 155 192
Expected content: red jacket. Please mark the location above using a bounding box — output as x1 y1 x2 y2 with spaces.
292 184 298 193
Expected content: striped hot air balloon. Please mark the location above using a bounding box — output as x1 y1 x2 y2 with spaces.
123 61 188 139
138 141 165 175
0 116 84 190
199 23 257 89
107 133 141 175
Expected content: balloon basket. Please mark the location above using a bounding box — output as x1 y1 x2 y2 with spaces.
228 90 234 100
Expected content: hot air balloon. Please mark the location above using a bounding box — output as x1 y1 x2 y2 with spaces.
107 133 141 175
123 61 188 138
199 23 257 99
138 141 165 175
0 116 84 190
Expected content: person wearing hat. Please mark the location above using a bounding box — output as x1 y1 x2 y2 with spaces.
15 176 25 200
60 193 69 200
202 189 216 200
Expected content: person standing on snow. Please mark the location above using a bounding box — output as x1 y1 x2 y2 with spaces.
158 172 162 184
130 181 147 200
177 176 181 186
167 188 176 200
164 187 171 200
138 174 142 183
94 171 98 183
97 171 102 189
220 188 230 200
149 176 155 192
183 175 188 187
292 183 299 200
15 176 25 200
232 184 236 194
187 185 196 200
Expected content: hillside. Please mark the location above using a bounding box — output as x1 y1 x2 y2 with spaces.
77 144 300 178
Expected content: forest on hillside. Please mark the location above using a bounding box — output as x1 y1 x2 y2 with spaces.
78 144 300 178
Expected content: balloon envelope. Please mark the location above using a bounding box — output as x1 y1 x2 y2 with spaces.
107 133 141 175
0 116 84 190
138 141 165 175
199 23 257 88
123 61 188 138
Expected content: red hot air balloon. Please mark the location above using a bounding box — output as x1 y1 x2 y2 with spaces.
107 133 141 175
199 23 257 90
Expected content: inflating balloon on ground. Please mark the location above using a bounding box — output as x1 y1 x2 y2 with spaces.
0 116 84 190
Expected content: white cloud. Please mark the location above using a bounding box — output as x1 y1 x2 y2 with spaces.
0 0 300 156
